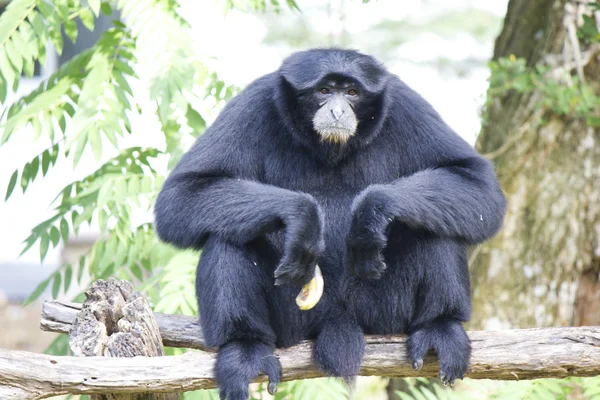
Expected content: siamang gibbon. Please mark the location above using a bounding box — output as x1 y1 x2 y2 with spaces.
155 48 506 400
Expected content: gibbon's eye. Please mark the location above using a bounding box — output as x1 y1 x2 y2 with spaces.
347 89 357 96
319 88 330 94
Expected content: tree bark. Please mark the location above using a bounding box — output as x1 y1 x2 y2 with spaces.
10 304 600 399
470 0 600 329
68 278 179 400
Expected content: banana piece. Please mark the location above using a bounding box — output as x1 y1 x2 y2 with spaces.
295 264 324 310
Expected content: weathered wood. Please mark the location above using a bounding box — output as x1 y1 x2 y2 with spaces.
42 299 208 351
0 326 599 398
68 278 179 400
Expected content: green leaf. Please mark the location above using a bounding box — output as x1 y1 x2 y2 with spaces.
64 19 78 43
97 208 107 231
60 218 69 241
79 8 95 31
37 37 46 65
39 232 50 261
50 143 59 165
5 170 18 201
63 102 76 117
27 9 46 37
51 272 62 299
130 262 143 281
114 58 136 77
66 52 109 154
71 210 80 230
64 264 72 294
31 117 42 140
0 48 17 89
72 131 89 168
55 2 69 20
14 24 33 60
42 111 54 142
0 0 38 52
2 78 73 145
100 1 112 16
0 75 7 103
419 387 439 400
21 162 30 192
29 155 39 181
6 36 23 73
88 0 101 16
23 277 50 305
49 27 63 54
55 107 67 133
186 105 206 134
88 128 102 161
22 56 35 77
102 125 119 148
113 70 133 96
20 233 38 256
49 225 60 247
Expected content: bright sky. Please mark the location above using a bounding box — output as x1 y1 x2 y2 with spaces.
0 0 508 267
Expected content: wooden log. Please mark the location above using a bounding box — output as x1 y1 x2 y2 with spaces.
21 282 598 398
42 298 207 351
38 300 600 373
1 326 600 399
68 278 179 400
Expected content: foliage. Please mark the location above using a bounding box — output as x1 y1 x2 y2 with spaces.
483 3 600 128
0 0 235 305
577 1 600 44
394 376 600 400
485 55 600 127
273 378 349 399
225 0 300 13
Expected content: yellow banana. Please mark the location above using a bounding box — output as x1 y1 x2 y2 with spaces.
295 264 324 310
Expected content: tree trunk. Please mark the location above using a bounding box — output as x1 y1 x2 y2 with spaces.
69 278 180 400
470 0 600 329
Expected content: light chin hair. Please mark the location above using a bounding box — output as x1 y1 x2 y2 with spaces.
316 128 355 144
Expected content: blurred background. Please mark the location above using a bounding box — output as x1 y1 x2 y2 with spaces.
0 0 599 398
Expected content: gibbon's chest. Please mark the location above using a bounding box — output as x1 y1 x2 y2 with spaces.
262 147 398 197
261 145 400 240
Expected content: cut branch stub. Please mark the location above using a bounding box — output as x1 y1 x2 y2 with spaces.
69 277 180 400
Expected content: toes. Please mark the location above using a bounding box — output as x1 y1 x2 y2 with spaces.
268 381 278 395
439 371 447 385
216 341 279 400
438 369 462 386
412 358 423 371
438 347 469 385
260 354 281 396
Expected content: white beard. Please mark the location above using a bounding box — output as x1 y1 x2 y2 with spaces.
316 127 355 144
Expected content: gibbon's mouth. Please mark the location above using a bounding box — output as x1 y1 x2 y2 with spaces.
316 127 356 144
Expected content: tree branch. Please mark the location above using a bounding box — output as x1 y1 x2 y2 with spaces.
22 299 599 397
2 325 600 399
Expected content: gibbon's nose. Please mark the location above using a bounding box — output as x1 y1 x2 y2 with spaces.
331 107 344 120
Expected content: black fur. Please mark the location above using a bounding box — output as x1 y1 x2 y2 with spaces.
154 48 506 398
